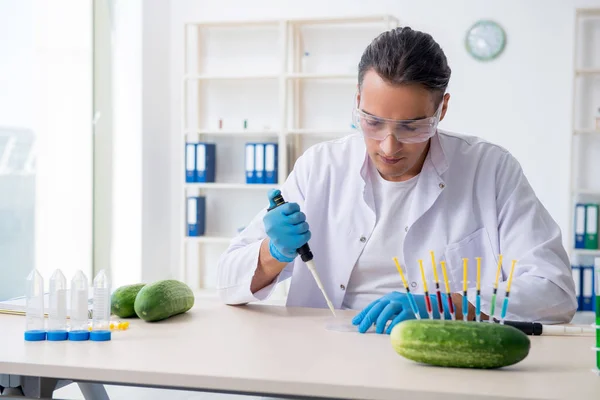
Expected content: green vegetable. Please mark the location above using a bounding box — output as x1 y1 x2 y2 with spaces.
134 279 194 322
390 319 530 369
111 283 146 318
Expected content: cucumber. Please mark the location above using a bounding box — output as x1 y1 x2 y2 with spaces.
133 279 194 322
390 319 530 369
111 283 146 318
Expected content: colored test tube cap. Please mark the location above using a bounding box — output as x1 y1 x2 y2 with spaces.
90 330 111 341
24 330 47 341
47 330 68 341
68 330 90 341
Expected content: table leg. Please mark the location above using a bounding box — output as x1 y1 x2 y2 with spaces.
21 377 60 398
77 383 109 400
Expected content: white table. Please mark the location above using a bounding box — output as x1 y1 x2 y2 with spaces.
1 295 599 400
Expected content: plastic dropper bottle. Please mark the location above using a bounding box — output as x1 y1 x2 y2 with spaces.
68 270 90 341
47 269 68 341
24 269 46 341
90 269 111 341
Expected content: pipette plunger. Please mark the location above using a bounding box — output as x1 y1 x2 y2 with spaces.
440 261 456 320
488 255 503 323
462 258 468 321
475 257 482 322
430 251 445 320
500 260 518 325
268 192 335 317
418 260 433 319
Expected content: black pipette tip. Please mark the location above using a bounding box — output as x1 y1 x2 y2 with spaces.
267 192 314 263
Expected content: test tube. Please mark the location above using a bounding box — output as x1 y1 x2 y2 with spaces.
68 270 90 341
24 269 46 341
47 269 68 341
90 269 111 341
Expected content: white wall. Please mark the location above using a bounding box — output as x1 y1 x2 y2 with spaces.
160 0 600 286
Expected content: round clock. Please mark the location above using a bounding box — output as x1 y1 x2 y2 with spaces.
465 20 506 61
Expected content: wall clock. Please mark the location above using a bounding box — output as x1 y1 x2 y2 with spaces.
465 20 506 61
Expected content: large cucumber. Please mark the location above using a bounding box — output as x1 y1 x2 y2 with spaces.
390 319 530 369
111 283 146 318
134 280 194 322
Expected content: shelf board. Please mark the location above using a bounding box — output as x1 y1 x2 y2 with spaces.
185 236 233 244
572 249 600 256
572 188 600 195
286 72 356 80
288 128 351 136
193 130 279 137
185 74 279 81
575 68 600 75
187 183 279 190
574 129 600 135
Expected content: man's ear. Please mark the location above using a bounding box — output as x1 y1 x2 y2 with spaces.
440 93 450 121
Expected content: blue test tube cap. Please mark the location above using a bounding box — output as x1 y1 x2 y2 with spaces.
68 330 90 341
24 330 46 341
89 330 111 342
47 330 68 341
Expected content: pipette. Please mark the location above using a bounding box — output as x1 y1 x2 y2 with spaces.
24 269 46 341
488 254 503 323
429 251 445 320
500 260 517 324
475 257 482 322
48 269 68 341
462 258 468 321
418 260 433 319
440 261 456 320
267 192 336 317
500 320 595 336
392 257 420 319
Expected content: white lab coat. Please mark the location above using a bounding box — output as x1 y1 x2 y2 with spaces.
217 130 577 323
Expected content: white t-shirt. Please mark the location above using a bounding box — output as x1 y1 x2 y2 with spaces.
342 161 419 310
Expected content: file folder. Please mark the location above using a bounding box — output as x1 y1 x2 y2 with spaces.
585 203 599 249
196 143 216 183
186 195 206 236
185 142 197 182
572 265 582 311
265 143 278 184
254 143 265 184
575 203 586 249
245 143 255 184
582 264 594 311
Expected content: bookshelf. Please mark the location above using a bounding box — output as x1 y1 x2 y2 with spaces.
568 8 600 312
180 16 399 290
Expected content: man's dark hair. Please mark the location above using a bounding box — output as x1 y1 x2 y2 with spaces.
358 27 451 104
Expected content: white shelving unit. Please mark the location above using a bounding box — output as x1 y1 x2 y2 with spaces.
180 16 399 289
568 9 600 271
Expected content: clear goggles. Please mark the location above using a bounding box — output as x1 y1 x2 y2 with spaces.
352 101 443 143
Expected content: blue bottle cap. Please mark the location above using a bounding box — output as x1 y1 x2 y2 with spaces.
24 330 46 341
89 330 111 341
47 330 68 341
68 330 90 341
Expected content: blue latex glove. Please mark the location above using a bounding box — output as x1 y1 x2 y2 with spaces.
263 189 311 263
352 291 452 334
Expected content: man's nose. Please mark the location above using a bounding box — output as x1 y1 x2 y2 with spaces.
379 131 403 155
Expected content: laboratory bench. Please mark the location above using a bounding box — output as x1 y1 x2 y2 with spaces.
0 293 599 400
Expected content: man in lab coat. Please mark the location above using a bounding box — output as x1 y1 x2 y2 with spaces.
217 27 577 333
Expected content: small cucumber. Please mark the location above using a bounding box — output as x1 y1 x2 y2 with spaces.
390 319 530 369
111 283 146 318
134 279 194 322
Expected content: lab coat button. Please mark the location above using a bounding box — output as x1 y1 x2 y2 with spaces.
340 284 346 290
404 226 408 232
359 236 366 243
439 183 445 189
410 281 417 288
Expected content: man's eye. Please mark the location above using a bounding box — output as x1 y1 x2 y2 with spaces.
365 120 380 127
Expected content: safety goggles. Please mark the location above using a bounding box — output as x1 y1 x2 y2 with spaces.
352 101 443 143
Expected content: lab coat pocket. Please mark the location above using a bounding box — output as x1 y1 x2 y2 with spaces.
444 227 498 293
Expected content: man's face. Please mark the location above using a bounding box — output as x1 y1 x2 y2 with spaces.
357 70 449 182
